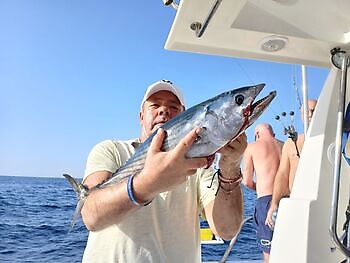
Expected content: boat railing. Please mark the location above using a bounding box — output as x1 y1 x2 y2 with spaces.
161 0 223 38
219 216 253 263
189 0 222 38
329 48 350 258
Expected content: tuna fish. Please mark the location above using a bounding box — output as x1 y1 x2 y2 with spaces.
64 83 276 228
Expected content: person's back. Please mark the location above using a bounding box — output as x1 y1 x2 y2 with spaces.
242 123 282 197
283 133 305 190
251 136 282 197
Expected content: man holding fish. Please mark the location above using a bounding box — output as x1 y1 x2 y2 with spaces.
64 80 276 262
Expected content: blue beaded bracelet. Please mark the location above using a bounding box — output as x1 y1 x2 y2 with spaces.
127 174 152 207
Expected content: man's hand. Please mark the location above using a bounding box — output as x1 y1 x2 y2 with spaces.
265 204 278 229
133 128 208 202
218 133 247 176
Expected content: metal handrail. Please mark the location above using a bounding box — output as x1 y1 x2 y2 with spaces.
162 0 179 10
190 0 223 38
219 216 253 262
329 51 350 257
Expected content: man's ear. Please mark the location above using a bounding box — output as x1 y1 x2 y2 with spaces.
139 111 143 122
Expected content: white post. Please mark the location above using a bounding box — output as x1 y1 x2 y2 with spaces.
301 65 309 135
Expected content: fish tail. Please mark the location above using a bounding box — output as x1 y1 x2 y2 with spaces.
63 173 89 232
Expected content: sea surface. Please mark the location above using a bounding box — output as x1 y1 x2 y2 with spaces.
0 175 262 262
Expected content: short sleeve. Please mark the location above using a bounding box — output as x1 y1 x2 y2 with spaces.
83 140 128 181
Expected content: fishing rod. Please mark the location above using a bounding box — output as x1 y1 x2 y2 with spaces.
275 110 300 157
272 65 304 157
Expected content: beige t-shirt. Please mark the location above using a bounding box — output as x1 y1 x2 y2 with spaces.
82 139 218 263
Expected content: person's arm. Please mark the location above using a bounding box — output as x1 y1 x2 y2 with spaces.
204 133 246 240
82 128 208 231
241 144 256 191
265 140 291 228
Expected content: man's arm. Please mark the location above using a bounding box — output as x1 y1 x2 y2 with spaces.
241 144 256 191
81 171 137 231
265 140 291 228
81 128 208 231
204 134 246 241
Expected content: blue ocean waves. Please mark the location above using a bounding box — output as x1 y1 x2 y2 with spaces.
0 175 261 262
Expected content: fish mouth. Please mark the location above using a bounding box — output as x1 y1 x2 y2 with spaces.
248 90 277 125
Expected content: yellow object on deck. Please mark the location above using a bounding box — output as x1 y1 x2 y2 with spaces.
200 228 214 241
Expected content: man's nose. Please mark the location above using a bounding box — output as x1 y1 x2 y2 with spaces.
158 105 170 116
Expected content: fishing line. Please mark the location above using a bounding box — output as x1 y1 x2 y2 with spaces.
235 59 280 124
264 102 281 125
262 63 289 124
293 65 303 110
267 64 286 115
274 111 288 131
263 64 290 133
234 60 298 143
234 60 255 86
292 64 305 133
237 61 285 130
273 93 286 117
270 65 301 156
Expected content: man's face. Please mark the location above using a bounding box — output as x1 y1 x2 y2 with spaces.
301 100 317 123
139 91 184 140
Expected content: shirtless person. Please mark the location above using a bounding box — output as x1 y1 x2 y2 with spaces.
242 123 282 263
265 99 317 229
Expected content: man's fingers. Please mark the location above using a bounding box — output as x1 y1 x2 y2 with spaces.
220 132 247 153
174 127 201 156
266 219 274 229
265 213 274 229
265 218 270 226
149 128 166 153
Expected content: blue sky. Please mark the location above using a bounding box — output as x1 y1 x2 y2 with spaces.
0 1 329 178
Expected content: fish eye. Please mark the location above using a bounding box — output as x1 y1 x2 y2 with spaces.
235 94 244 105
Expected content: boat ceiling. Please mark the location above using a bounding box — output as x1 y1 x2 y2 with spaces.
164 0 350 67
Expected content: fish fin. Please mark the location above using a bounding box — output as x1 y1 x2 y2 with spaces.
63 173 89 232
63 173 81 193
70 197 86 232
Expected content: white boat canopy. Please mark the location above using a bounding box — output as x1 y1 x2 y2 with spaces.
165 0 350 67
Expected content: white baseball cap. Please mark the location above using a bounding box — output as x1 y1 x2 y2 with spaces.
140 80 185 110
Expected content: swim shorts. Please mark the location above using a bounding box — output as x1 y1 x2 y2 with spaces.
253 195 273 253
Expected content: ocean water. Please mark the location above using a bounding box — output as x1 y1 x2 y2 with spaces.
0 175 261 262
